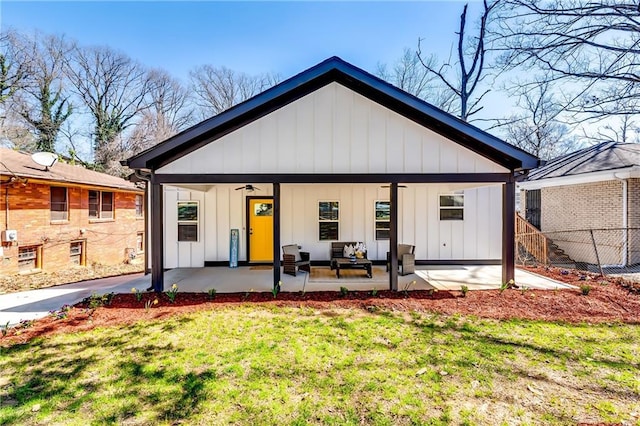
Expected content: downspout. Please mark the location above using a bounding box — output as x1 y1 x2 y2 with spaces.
134 169 152 274
613 174 628 267
4 184 8 230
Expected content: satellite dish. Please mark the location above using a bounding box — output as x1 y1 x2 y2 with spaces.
31 152 58 171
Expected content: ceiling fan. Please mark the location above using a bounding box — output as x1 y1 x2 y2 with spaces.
381 184 408 188
235 184 260 192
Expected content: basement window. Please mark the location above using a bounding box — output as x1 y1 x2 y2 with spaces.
18 245 42 272
70 241 85 266
136 232 144 253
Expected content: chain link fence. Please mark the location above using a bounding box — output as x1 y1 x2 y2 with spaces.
517 227 640 276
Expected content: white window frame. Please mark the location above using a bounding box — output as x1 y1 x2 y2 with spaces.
318 201 339 241
439 194 464 221
177 201 199 242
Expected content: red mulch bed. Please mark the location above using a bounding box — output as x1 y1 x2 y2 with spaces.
2 266 640 346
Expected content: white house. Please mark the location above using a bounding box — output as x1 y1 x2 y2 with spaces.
125 57 539 291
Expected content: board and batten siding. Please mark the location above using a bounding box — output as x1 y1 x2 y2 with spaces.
161 183 502 267
157 82 509 176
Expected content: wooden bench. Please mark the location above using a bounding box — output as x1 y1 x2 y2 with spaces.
330 242 367 270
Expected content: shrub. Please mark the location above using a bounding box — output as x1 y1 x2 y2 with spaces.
580 284 592 296
340 286 349 297
460 285 469 297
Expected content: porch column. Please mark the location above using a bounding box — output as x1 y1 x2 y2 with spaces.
150 178 164 292
502 177 516 285
389 183 399 291
273 182 281 291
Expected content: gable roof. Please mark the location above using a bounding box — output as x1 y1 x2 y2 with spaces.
526 142 640 181
126 56 539 173
0 148 141 191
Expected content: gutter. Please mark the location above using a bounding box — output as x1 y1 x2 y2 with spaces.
134 169 152 275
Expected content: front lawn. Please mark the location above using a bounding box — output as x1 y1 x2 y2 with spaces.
1 306 638 425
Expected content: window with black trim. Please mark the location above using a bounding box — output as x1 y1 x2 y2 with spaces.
375 200 390 240
439 194 464 220
178 201 198 242
135 194 143 218
50 187 68 221
89 190 114 219
318 201 339 241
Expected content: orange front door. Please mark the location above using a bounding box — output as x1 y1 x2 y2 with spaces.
248 198 273 262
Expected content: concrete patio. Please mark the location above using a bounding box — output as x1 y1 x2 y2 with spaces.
125 264 572 293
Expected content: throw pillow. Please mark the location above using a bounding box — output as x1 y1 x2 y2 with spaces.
343 244 354 257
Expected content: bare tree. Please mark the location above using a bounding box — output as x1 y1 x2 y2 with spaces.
417 0 500 121
0 30 28 107
0 30 31 149
502 80 578 159
583 115 640 145
126 69 193 154
190 65 280 118
497 0 640 119
12 32 72 153
376 48 454 109
65 44 152 173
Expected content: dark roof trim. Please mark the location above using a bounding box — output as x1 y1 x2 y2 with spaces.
128 57 539 172
151 172 513 185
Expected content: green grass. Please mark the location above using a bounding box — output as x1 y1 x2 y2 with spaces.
1 307 639 425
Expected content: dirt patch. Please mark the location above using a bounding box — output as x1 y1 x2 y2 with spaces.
2 265 639 346
0 263 144 294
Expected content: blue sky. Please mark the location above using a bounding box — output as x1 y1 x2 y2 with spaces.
1 1 474 82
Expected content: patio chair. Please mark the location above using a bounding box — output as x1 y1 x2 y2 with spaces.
282 244 311 276
386 244 415 275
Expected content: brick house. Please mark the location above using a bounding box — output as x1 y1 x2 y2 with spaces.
0 148 145 275
518 142 640 267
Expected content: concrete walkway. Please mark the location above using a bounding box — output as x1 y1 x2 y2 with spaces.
0 273 147 327
0 265 571 327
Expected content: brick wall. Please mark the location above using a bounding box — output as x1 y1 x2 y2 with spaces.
540 180 623 232
627 178 640 228
0 181 144 276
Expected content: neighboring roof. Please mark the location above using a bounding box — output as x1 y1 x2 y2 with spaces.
0 148 141 191
126 56 539 172
526 142 640 181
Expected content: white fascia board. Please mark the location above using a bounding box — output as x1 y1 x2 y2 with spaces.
517 166 640 190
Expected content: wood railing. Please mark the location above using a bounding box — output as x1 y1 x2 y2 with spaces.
515 213 548 264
